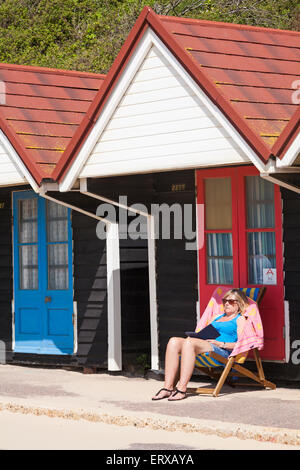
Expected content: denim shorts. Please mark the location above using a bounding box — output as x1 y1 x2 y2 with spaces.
210 344 231 359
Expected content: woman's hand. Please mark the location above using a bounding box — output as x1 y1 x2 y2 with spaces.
207 339 223 347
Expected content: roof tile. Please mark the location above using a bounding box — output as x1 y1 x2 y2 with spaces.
160 15 300 156
0 63 105 184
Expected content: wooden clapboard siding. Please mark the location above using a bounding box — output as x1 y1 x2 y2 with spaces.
281 184 300 326
154 173 197 362
72 211 108 366
0 188 13 354
80 45 249 179
87 176 153 363
88 170 198 366
0 137 27 186
261 183 300 380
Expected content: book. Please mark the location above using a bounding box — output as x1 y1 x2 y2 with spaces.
185 323 220 340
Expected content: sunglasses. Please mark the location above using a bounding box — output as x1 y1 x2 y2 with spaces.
222 298 238 306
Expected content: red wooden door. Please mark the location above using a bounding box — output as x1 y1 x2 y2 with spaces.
197 166 285 361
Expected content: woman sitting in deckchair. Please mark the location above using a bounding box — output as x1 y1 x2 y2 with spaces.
152 289 248 401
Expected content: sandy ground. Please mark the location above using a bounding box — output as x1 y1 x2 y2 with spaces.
0 365 299 451
0 409 299 451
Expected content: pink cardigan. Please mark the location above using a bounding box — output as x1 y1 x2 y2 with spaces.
195 286 264 360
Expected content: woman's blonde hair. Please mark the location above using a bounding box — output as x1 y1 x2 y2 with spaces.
223 289 249 315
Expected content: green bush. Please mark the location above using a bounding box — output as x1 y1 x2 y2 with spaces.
0 0 298 74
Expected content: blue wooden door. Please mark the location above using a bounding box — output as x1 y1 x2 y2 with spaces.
13 191 74 354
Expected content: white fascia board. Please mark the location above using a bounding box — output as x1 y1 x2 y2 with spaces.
59 29 268 192
276 131 300 168
0 129 39 192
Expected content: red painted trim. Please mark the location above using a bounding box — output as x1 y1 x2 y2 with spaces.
0 114 44 185
272 107 300 159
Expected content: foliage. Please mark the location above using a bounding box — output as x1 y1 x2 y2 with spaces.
0 0 298 74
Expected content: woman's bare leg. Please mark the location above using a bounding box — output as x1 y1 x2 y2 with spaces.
152 337 184 400
168 337 212 400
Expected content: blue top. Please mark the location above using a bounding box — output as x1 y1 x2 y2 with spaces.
211 314 241 343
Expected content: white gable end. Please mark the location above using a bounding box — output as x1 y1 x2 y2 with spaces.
79 44 250 179
59 29 269 192
0 130 28 187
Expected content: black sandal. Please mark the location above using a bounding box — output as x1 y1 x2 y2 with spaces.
152 388 173 401
168 387 187 401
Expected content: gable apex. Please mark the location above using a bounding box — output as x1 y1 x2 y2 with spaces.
60 25 272 191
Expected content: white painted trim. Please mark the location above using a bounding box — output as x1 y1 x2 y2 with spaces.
276 132 300 168
106 222 122 371
59 28 270 192
73 301 78 355
284 300 290 363
11 299 15 352
0 129 39 192
11 192 15 352
260 172 300 195
39 188 108 223
194 173 201 326
147 215 159 370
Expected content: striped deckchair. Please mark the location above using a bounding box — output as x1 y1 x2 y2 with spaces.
193 286 275 397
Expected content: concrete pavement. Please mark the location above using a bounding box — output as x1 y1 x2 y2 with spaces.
0 364 299 448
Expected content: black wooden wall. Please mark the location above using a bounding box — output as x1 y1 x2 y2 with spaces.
263 184 300 381
72 210 108 367
0 187 14 360
88 169 198 367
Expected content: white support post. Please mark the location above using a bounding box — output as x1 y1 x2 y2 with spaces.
106 222 122 371
147 215 159 370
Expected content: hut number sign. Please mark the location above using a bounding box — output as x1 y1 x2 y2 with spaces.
263 268 277 285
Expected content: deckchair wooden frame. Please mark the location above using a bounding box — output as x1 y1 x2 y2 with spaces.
194 348 276 397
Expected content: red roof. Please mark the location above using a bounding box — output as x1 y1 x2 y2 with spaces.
53 7 300 184
0 8 299 187
160 14 300 158
0 63 105 184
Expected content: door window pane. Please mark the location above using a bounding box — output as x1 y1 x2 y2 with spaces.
206 233 233 284
248 232 276 284
20 245 38 289
48 244 68 290
246 176 275 228
46 201 69 290
47 201 68 242
246 175 276 284
18 198 38 243
18 198 38 289
205 178 232 230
